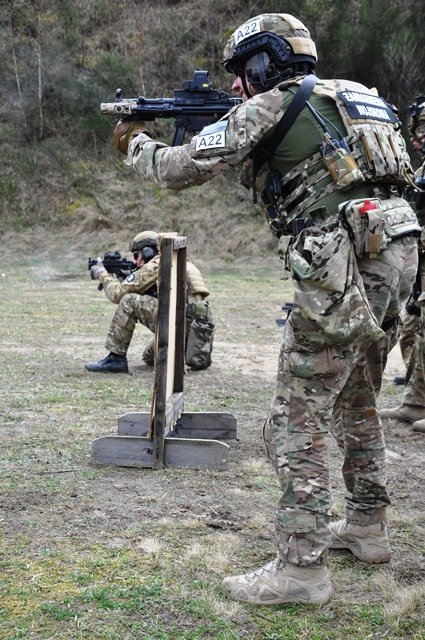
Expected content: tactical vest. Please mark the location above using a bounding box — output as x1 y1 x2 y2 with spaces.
259 78 415 236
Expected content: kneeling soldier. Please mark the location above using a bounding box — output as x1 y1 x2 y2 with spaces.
86 230 214 373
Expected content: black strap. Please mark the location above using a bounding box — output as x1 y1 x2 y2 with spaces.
250 74 318 203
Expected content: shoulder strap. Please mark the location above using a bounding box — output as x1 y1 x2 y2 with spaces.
250 74 318 203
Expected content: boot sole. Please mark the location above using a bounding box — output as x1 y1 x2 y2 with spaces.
329 540 391 563
226 589 332 606
85 368 129 373
380 413 414 422
223 580 332 605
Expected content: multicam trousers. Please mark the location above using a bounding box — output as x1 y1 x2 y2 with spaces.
264 232 418 567
105 293 214 369
105 293 158 356
399 253 425 407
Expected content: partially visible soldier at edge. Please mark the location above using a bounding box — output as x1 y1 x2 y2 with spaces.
86 230 214 373
381 95 425 434
111 14 420 605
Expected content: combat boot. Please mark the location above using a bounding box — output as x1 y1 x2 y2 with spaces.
329 519 391 563
221 558 332 605
85 352 128 373
412 418 425 433
380 403 425 423
393 373 406 386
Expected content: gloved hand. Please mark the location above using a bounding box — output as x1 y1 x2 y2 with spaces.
90 258 105 280
113 118 148 155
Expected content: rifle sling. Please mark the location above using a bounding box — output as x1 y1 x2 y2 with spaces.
250 74 318 203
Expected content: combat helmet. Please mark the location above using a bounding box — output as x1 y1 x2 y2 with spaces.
222 13 317 95
129 230 159 262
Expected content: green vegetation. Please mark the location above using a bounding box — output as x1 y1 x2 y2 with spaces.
1 0 424 253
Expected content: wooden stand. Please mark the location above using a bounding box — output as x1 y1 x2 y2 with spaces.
91 233 237 470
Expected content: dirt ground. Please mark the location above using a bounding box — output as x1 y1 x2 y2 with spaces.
1 257 424 639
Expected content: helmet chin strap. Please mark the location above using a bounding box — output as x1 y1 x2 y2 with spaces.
241 75 255 98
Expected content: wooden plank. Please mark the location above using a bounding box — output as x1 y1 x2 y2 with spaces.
170 411 237 440
118 411 237 440
91 435 230 470
165 241 178 400
174 246 186 393
151 234 175 467
92 435 154 468
164 438 229 470
166 391 184 427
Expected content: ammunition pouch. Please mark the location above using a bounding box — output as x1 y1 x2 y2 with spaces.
185 301 214 370
339 197 421 259
186 300 211 322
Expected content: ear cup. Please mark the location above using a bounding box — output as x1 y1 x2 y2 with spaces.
141 246 157 261
245 51 280 90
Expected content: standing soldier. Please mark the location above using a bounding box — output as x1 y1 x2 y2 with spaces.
381 95 425 433
86 230 214 373
112 14 419 604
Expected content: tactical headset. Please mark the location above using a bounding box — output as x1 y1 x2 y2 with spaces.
136 244 158 262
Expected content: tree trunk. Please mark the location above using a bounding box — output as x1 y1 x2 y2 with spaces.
35 14 43 141
9 0 29 138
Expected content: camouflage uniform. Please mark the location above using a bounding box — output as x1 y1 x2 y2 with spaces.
97 256 213 368
399 160 425 407
123 18 419 567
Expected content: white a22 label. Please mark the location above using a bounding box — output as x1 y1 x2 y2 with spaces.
234 19 261 44
196 121 228 151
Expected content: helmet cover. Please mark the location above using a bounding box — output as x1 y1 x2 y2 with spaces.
129 230 159 253
222 13 317 76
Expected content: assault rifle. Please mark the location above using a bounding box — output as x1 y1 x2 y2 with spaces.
100 70 242 146
88 250 136 291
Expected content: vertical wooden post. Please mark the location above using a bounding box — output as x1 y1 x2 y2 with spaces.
174 238 187 393
151 234 187 469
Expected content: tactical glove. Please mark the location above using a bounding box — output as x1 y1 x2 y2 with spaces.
113 119 148 155
90 259 106 280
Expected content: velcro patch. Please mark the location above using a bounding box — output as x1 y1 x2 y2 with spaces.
234 18 262 45
338 90 399 124
195 120 228 151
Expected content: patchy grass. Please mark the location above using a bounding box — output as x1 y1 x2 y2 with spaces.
1 255 424 640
